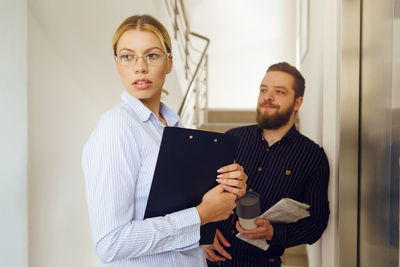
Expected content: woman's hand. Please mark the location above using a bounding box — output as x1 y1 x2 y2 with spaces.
196 185 236 225
216 163 248 198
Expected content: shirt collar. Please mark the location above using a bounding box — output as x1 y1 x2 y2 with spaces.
120 90 180 126
257 124 298 144
159 101 180 126
283 125 298 142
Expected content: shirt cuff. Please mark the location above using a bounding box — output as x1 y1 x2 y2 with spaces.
169 207 201 250
268 223 287 246
175 242 200 252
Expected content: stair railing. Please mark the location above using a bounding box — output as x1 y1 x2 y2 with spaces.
165 0 209 128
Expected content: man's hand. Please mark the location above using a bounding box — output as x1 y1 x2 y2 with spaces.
196 185 236 225
216 163 248 198
236 218 274 240
203 229 232 262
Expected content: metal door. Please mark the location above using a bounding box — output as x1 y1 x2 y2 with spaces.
359 0 400 266
339 0 399 266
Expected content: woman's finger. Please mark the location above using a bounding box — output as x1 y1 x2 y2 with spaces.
217 163 242 173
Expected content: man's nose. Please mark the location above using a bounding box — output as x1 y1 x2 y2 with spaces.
263 91 274 102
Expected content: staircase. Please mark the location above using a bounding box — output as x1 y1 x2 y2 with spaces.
198 109 256 133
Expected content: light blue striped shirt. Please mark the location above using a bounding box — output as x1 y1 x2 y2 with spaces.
82 90 206 267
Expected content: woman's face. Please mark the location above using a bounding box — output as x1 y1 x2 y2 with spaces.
115 29 172 108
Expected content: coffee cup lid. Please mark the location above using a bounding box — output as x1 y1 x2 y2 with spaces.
236 191 261 219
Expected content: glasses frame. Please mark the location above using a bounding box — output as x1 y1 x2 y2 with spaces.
114 52 170 66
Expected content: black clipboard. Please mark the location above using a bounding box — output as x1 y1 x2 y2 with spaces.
144 127 240 244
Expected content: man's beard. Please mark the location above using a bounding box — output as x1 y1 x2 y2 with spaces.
256 101 295 130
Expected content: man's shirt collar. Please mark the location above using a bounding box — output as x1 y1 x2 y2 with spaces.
257 124 298 145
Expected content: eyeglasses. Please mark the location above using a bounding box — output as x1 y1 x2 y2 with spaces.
115 52 170 66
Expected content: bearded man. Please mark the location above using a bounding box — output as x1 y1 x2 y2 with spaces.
204 62 330 267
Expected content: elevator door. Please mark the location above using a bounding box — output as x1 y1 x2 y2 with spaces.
359 0 400 266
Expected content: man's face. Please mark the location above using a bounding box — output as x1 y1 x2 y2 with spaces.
256 71 303 130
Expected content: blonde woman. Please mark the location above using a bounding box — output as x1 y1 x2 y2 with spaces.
82 15 247 267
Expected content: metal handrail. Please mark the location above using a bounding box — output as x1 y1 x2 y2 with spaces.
178 32 209 115
165 0 210 127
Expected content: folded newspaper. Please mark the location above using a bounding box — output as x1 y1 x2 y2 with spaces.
236 198 310 251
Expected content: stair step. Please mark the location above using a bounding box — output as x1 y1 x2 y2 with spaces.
207 109 256 123
282 245 308 267
198 122 252 133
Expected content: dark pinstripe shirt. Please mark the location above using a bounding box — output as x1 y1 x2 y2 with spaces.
208 124 329 267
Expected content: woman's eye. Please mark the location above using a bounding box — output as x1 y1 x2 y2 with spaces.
120 54 134 62
146 53 162 60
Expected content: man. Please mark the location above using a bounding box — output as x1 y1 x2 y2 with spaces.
204 62 330 267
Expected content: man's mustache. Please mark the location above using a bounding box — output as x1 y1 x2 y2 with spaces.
259 102 280 108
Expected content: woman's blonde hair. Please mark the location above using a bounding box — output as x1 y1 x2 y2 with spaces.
112 14 172 56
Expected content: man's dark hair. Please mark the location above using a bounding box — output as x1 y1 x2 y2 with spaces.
267 62 305 98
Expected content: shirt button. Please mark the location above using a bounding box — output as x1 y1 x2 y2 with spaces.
258 167 262 172
266 148 270 152
231 229 236 234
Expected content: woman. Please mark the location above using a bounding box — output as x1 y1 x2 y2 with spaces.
82 15 247 266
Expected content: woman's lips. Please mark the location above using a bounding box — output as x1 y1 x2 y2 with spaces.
132 79 152 90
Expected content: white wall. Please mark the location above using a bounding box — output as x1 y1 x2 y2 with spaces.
0 1 28 267
298 1 340 267
297 0 324 144
296 0 324 265
184 0 297 110
27 1 181 266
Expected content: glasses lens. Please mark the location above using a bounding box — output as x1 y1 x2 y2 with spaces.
145 53 166 65
117 53 136 65
116 53 167 66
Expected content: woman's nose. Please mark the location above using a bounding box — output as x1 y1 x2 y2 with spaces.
134 57 148 73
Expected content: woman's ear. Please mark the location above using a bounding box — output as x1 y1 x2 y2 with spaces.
166 54 173 74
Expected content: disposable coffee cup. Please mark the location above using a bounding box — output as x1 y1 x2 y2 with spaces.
236 191 261 230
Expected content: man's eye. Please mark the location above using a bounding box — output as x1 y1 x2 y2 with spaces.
120 54 134 62
146 53 162 60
